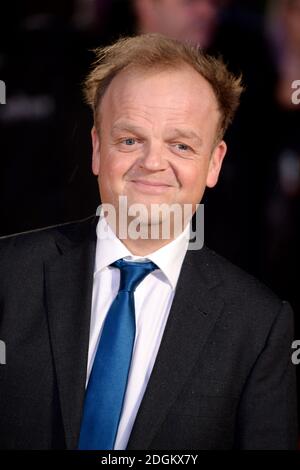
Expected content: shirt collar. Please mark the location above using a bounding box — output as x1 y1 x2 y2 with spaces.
94 211 190 289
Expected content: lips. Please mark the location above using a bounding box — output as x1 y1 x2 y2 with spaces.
131 179 173 187
129 179 175 194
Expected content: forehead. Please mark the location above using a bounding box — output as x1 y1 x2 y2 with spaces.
98 65 219 125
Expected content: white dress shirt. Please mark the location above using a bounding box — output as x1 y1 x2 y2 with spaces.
87 213 190 450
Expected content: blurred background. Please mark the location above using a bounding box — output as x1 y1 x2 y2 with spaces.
0 0 300 435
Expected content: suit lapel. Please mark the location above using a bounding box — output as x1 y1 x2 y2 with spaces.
126 247 224 450
44 214 224 450
44 215 98 449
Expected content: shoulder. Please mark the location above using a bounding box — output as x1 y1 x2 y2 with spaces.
204 245 279 299
0 214 98 265
190 244 293 332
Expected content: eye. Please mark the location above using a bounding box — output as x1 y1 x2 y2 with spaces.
174 143 192 152
116 136 141 153
122 138 136 146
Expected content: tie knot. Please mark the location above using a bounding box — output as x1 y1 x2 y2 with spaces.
111 258 157 292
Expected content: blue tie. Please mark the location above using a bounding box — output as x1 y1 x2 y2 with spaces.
78 258 157 450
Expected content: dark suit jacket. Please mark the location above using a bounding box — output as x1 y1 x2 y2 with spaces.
0 214 298 449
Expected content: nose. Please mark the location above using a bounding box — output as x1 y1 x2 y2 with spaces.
138 141 169 172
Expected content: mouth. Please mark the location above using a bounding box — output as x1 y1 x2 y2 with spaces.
130 179 175 194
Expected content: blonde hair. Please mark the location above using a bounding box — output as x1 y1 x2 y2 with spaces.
83 33 244 141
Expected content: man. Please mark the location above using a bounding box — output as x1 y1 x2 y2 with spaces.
0 34 297 450
132 0 223 47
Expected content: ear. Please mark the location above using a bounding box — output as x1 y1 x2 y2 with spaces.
206 140 227 188
91 125 101 176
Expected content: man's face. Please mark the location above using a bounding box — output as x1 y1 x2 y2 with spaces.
138 0 221 47
92 65 226 228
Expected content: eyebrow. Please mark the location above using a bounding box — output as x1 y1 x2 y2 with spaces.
111 122 203 146
168 128 203 147
111 122 145 135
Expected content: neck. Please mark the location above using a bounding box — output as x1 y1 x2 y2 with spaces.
121 236 176 256
104 214 189 256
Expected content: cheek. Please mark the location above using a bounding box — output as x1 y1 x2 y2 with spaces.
101 155 138 200
179 163 207 194
101 152 127 183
